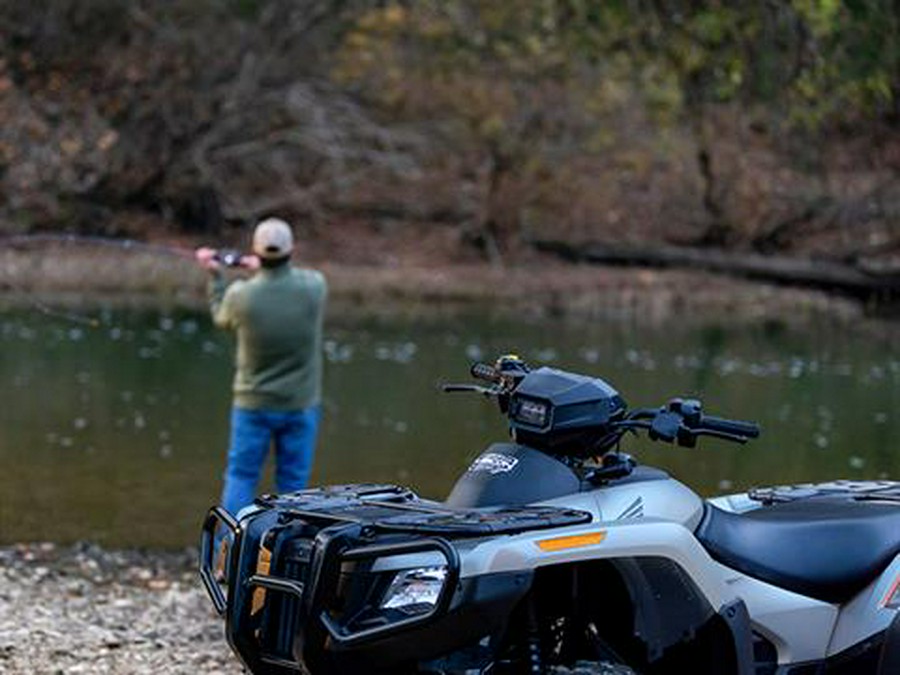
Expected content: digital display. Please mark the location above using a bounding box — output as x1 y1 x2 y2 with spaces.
516 398 549 427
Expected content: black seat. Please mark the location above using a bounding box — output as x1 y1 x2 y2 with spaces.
696 499 900 604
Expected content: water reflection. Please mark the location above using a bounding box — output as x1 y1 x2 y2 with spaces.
0 309 898 548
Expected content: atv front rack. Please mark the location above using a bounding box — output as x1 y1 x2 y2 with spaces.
254 482 592 534
199 484 590 673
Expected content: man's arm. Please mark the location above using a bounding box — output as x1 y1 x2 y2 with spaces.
196 247 243 329
209 273 240 329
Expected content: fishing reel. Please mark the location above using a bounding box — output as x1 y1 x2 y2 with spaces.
212 249 247 268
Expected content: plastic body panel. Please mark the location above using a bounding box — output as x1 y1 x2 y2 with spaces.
829 554 900 656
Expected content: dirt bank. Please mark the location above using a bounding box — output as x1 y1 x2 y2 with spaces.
0 235 871 326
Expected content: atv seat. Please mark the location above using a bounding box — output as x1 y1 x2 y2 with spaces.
696 499 900 604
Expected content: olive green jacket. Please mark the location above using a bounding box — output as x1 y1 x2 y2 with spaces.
208 265 327 410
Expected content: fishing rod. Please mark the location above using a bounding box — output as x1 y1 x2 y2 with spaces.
0 232 246 262
0 232 248 326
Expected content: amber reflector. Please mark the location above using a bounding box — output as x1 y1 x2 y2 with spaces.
251 546 273 616
537 531 607 552
883 575 900 609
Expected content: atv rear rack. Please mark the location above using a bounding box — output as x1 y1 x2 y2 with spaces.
749 480 900 505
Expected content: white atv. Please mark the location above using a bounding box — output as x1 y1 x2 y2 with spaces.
200 356 900 674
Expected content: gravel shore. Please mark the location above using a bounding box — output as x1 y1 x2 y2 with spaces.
0 543 242 674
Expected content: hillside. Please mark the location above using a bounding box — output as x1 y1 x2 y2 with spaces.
1 2 899 303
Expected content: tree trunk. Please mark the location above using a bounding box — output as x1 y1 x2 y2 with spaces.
531 239 900 303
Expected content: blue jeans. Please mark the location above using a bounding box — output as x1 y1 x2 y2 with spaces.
220 406 321 517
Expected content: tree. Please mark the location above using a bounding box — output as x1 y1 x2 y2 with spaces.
335 1 627 261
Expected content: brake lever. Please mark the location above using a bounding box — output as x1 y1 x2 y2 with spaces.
441 383 497 396
692 428 750 444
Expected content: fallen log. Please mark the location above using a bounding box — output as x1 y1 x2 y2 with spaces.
532 239 900 303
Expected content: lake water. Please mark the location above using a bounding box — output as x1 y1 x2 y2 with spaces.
1 307 898 548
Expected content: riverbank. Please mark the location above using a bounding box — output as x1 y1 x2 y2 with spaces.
0 543 241 674
0 238 874 326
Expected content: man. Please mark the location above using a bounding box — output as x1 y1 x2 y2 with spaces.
196 218 327 516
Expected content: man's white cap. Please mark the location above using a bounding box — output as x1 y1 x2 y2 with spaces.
253 218 294 259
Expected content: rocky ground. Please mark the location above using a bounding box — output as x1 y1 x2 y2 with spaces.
0 544 639 675
0 543 242 674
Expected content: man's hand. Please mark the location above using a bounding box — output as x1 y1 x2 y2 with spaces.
195 247 221 271
239 255 261 271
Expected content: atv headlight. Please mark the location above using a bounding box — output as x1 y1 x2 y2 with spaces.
380 565 447 611
513 397 550 428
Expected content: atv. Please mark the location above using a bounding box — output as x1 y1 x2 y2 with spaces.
200 355 900 674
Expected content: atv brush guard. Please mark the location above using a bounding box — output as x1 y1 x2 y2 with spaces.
201 483 591 673
200 505 239 615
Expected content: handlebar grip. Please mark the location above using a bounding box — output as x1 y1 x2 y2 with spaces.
470 362 500 382
702 416 760 438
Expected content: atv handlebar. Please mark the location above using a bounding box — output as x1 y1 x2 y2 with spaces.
616 398 760 447
443 358 530 399
445 358 761 451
